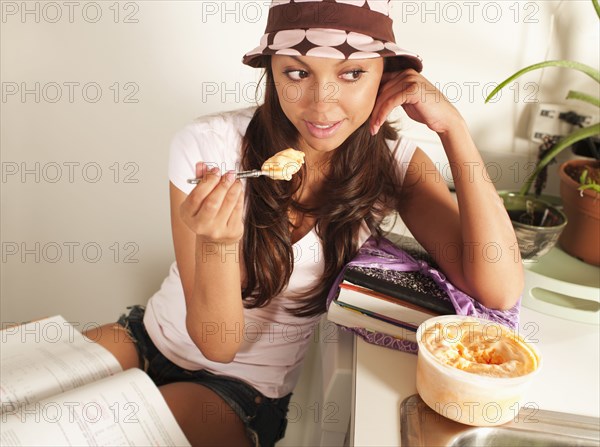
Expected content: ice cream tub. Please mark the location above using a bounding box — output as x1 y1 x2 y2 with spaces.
416 315 541 427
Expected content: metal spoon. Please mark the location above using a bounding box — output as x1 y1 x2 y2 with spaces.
187 170 268 184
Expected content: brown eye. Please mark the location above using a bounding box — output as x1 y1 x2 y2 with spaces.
340 70 365 81
285 70 309 81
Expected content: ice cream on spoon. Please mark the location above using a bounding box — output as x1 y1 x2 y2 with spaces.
260 148 305 181
187 148 305 184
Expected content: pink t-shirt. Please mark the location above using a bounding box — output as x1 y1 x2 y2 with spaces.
144 107 417 398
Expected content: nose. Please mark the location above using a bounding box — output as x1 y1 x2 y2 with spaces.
306 79 340 111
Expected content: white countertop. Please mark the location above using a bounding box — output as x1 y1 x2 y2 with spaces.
351 305 600 446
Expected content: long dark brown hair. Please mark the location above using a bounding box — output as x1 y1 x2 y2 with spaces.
241 60 404 317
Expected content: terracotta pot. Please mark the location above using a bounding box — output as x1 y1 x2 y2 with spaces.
558 159 600 266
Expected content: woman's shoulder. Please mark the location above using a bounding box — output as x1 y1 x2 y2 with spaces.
383 133 419 186
167 107 258 193
185 106 257 138
168 106 257 162
385 133 418 160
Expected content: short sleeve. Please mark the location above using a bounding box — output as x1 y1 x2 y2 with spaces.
168 110 250 195
388 135 418 186
168 125 209 195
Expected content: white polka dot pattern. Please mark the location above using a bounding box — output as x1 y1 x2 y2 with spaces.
253 28 419 63
348 51 380 59
269 0 290 8
244 0 423 72
366 0 389 15
306 46 346 58
306 28 347 46
275 48 302 56
385 41 414 54
246 33 269 56
270 29 306 50
347 32 385 52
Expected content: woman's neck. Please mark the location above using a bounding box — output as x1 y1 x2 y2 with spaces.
297 139 334 182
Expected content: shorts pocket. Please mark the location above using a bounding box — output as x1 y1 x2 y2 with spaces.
147 355 179 385
249 395 291 447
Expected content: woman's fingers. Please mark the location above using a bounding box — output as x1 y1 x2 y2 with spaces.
371 76 413 134
195 161 208 179
371 70 445 135
182 167 222 218
212 175 244 243
199 170 234 217
226 184 245 240
213 172 243 225
180 167 244 243
227 187 244 231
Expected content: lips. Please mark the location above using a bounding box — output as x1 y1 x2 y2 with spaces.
312 122 336 129
304 120 344 139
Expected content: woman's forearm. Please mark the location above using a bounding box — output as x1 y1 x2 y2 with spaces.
438 120 524 309
186 238 244 363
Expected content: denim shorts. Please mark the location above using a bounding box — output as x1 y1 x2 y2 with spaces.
116 305 291 447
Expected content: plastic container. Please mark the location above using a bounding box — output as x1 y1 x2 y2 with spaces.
416 315 541 427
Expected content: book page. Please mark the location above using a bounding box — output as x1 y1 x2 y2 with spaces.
0 368 191 446
328 301 417 343
336 285 433 327
1 316 122 414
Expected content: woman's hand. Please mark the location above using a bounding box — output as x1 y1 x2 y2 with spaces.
370 69 464 136
179 162 244 245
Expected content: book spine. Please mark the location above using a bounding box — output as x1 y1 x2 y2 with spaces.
343 269 455 315
328 302 417 343
335 301 419 332
339 283 437 315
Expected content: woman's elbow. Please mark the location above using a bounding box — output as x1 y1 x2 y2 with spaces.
484 294 521 311
475 278 524 311
471 261 524 310
186 319 240 364
198 346 237 364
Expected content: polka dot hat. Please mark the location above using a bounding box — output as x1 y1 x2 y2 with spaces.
242 0 423 72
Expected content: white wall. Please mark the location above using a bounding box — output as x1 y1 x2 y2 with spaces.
1 0 599 325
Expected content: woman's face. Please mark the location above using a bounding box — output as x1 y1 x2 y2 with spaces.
271 55 384 159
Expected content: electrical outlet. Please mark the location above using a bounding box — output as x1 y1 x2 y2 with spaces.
528 102 599 143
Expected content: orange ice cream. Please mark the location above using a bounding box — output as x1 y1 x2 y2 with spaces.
421 319 538 378
262 148 305 181
416 316 541 426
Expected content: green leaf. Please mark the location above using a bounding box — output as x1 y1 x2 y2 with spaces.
579 183 600 193
594 0 600 20
485 61 600 103
579 168 600 194
519 123 600 195
566 90 600 107
580 170 590 184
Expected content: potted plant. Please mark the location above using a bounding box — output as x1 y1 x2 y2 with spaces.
486 0 600 266
558 159 600 265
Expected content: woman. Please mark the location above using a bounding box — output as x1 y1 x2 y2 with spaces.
87 1 523 445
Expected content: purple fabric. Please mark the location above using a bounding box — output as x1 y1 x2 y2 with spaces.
326 236 522 354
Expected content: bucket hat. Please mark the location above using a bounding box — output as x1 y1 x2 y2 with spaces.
242 0 423 72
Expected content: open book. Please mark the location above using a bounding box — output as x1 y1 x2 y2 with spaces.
0 316 190 447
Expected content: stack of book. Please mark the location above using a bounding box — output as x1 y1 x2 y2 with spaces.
327 237 455 343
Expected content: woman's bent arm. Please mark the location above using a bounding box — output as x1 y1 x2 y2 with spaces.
440 120 523 308
371 69 523 310
399 141 523 310
169 165 245 363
